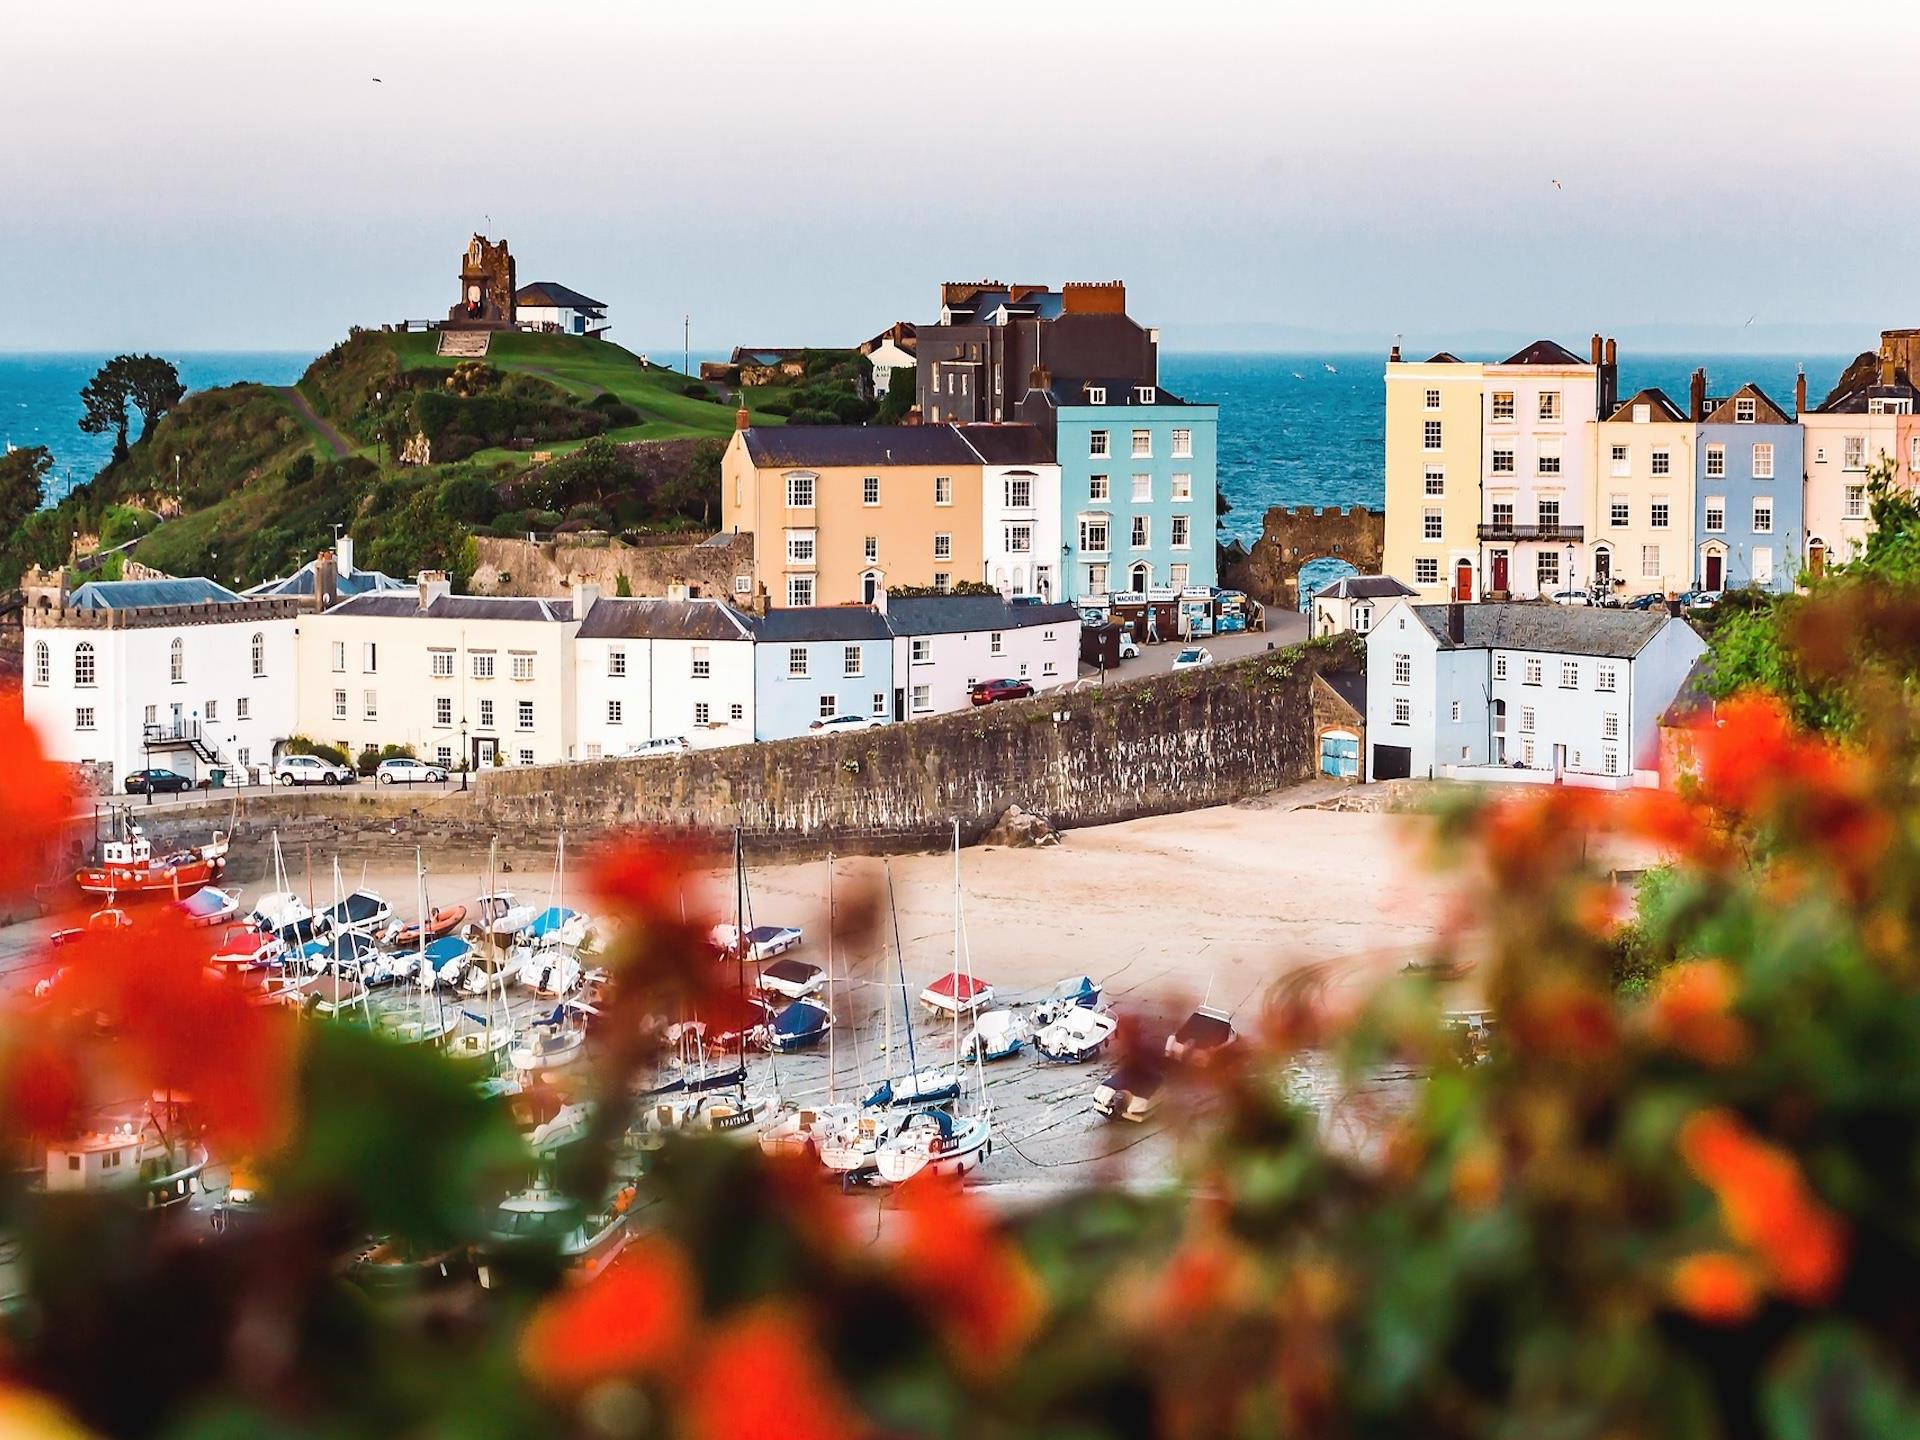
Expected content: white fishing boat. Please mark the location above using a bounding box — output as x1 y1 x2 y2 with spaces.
757 956 825 1000
476 1178 631 1289
472 890 534 941
962 1009 1027 1062
1033 1005 1118 1064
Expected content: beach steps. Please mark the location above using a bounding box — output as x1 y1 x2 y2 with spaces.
436 330 492 358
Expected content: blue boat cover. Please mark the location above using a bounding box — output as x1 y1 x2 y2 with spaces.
525 907 580 940
424 936 471 964
179 889 230 917
1050 975 1100 1007
772 1000 830 1039
916 1109 956 1139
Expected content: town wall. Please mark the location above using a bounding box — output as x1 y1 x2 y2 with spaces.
1224 506 1385 610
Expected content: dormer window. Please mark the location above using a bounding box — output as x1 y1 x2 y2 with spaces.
1088 386 1106 405
1735 397 1757 424
1137 387 1156 404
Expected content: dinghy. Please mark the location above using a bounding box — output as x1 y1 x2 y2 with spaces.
919 970 994 1017
767 998 833 1052
962 1009 1027 1062
758 957 825 1000
1033 1005 1118 1064
174 886 239 929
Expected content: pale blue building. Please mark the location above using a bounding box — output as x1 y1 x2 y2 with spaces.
748 608 896 736
1695 382 1802 594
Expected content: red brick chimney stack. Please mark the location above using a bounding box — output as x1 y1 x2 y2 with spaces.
1590 333 1604 365
1690 368 1707 422
1389 344 1402 362
735 402 750 431
1795 369 1808 416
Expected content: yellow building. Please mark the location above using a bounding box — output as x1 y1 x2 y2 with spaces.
722 425 986 607
1592 388 1696 598
1382 350 1484 603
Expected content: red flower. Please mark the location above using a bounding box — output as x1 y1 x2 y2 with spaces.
0 1033 84 1142
0 698 73 901
1507 976 1617 1060
1648 960 1748 1066
519 1237 696 1389
1620 788 1726 865
1694 694 1805 815
893 1171 1043 1374
1678 1108 1847 1303
683 1304 864 1440
586 835 698 921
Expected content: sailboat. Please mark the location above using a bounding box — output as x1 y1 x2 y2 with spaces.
509 1001 594 1073
861 861 962 1110
875 823 993 1184
761 854 857 1159
375 850 456 1047
448 841 518 1071
514 833 588 996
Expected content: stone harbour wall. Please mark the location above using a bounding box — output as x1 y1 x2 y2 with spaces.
470 531 753 601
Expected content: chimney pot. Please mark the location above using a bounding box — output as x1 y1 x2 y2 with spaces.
735 403 750 431
1389 344 1402 362
1591 333 1604 364
1604 337 1617 366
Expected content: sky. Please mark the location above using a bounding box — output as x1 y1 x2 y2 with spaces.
6 0 1920 355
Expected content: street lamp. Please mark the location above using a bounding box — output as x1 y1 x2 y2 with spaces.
460 718 469 792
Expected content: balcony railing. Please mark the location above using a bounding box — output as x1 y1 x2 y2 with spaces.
1476 522 1586 543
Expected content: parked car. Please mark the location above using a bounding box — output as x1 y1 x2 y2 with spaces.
624 736 692 758
1117 633 1141 660
125 768 193 795
1623 592 1668 611
970 677 1034 706
810 714 886 733
1549 590 1593 607
275 754 355 787
375 757 447 785
1171 646 1214 670
1681 589 1721 611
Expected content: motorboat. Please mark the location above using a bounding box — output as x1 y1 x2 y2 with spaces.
299 929 384 977
248 890 312 935
524 906 589 948
1033 1006 1118 1064
757 957 825 1001
962 1009 1027 1063
375 1010 456 1048
874 1108 993 1184
74 811 227 899
174 886 240 929
210 925 286 972
346 1237 470 1293
1093 1062 1166 1122
515 943 584 998
44 1120 208 1214
49 905 134 949
417 935 473 988
457 946 517 996
766 999 832 1052
285 970 369 1018
315 890 392 938
384 904 468 949
862 1067 962 1110
1165 1006 1238 1066
1030 975 1103 1027
709 922 802 962
471 891 534 941
918 970 994 1018
476 1178 632 1290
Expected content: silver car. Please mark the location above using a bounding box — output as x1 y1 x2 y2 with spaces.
375 757 448 785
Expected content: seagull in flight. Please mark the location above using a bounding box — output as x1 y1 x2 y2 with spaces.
1550 178 1564 190
371 76 383 83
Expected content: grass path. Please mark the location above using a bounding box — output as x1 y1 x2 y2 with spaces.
270 386 353 459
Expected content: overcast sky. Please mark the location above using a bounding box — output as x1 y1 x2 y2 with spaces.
6 0 1918 354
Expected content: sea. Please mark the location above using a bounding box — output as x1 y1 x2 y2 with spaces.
0 350 1852 540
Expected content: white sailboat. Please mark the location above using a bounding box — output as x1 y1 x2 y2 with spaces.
761 852 855 1159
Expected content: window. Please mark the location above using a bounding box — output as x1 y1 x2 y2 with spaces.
871 692 886 716
1491 500 1515 529
608 648 626 678
330 641 345 672
933 533 952 560
75 707 95 731
1538 391 1561 422
1610 444 1630 477
1753 498 1774 534
250 632 265 678
363 689 378 720
911 638 931 664
862 476 880 506
1491 446 1514 474
1088 386 1107 405
787 647 808 679
479 699 494 728
511 654 534 681
1171 428 1192 457
1089 430 1110 457
1131 515 1150 548
863 535 878 564
1598 664 1617 693
1491 391 1515 421
1132 473 1151 502
1705 497 1725 533
843 645 862 677
1414 557 1440 585
1393 697 1411 725
518 749 534 766
1538 440 1562 475
818 694 837 720
1393 653 1412 685
735 575 751 595
1170 563 1189 587
1537 498 1561 530
1424 387 1442 410
1560 660 1578 689
332 688 347 720
1753 443 1774 479
934 573 951 593
1089 474 1110 502
205 699 217 722
236 698 250 720
1604 749 1620 776
431 649 454 677
1604 712 1620 739
786 473 815 508
694 701 711 727
1520 706 1536 734
1735 397 1757 424
1846 484 1867 519
1131 429 1151 457
1651 448 1671 477
935 475 952 506
1844 435 1866 470
1494 655 1509 680
144 704 156 725
472 652 495 679
437 745 453 766
1006 523 1033 553
1754 547 1774 584
1004 476 1032 508
1609 495 1629 527
362 641 377 674
1704 445 1725 478
1422 508 1443 541
1424 467 1444 496
786 530 815 564
990 631 1004 656
31 642 46 686
1650 498 1671 529
1423 419 1443 451
517 700 534 730
170 638 184 684
1169 515 1191 550
436 696 453 726
787 575 814 607
1079 517 1111 554
1086 563 1108 592
1642 545 1661 578
1523 657 1542 686
730 703 745 721
1450 700 1461 722
912 684 932 712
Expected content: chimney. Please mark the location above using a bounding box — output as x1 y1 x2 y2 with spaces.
1389 343 1402 362
872 583 888 616
570 576 603 617
314 549 339 610
1795 368 1808 416
1447 601 1465 644
735 403 750 431
750 582 770 618
1590 333 1604 365
1689 367 1707 422
337 534 355 578
1604 337 1617 367
1882 353 1898 387
665 575 688 602
417 569 451 613
1029 364 1050 391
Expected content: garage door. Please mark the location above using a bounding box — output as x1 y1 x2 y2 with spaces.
1319 731 1359 779
1371 743 1411 781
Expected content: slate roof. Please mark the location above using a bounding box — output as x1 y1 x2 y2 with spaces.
954 423 1055 465
1424 351 1465 364
1499 339 1587 367
1660 652 1716 728
1408 602 1679 659
750 607 894 643
1047 378 1193 408
576 597 752 641
1319 668 1367 715
740 425 982 468
68 578 241 611
1315 575 1417 602
326 594 575 622
1607 387 1687 422
731 347 805 367
1702 383 1793 426
883 596 1080 636
514 281 606 313
245 559 407 601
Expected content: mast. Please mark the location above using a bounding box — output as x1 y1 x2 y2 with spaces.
825 852 836 1104
886 862 919 1079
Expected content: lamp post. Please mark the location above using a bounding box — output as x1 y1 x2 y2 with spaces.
460 719 469 792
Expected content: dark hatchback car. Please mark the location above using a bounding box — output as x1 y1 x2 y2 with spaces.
970 677 1035 706
125 768 194 795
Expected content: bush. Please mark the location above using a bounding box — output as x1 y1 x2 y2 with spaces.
280 734 350 768
355 742 416 776
488 510 530 537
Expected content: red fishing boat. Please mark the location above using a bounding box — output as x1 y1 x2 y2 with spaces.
74 811 228 899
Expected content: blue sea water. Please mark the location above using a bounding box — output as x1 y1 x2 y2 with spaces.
0 348 1855 536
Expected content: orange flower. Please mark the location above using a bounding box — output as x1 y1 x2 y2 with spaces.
1481 789 1608 884
519 1237 696 1389
1648 960 1748 1066
683 1304 864 1440
0 699 73 901
586 834 697 921
1668 1250 1762 1324
0 1380 94 1438
1507 976 1617 1061
1694 694 1805 815
1152 1221 1253 1325
1677 1108 1847 1303
1620 787 1725 865
893 1171 1044 1374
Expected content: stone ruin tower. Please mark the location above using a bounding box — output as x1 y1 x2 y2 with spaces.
447 234 516 330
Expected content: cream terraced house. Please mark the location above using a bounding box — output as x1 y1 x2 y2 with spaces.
1382 350 1485 602
294 576 585 768
1592 387 1697 599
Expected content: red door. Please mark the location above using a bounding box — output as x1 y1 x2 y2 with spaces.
1704 553 1723 592
1454 561 1473 601
1491 551 1509 594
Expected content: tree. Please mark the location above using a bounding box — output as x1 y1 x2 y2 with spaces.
77 354 185 462
78 363 133 463
0 445 51 539
121 355 185 442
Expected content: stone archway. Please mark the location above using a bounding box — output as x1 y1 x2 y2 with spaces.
1222 505 1385 610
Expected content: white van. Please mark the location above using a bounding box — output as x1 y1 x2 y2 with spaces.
624 736 692 759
